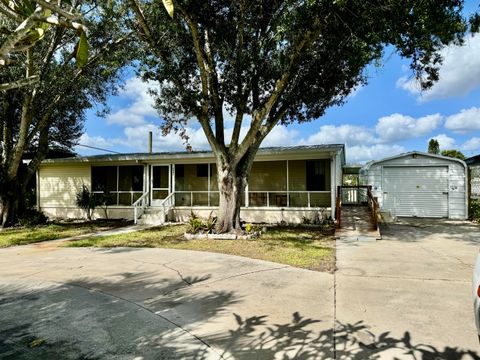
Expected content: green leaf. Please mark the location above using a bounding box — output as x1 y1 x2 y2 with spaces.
40 9 52 31
162 0 174 18
76 31 89 68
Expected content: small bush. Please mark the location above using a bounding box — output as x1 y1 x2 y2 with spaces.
302 216 311 225
203 211 217 233
76 186 96 220
470 199 480 222
18 209 48 227
187 211 204 234
245 223 253 234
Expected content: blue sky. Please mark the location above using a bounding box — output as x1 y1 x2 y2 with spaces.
78 3 480 163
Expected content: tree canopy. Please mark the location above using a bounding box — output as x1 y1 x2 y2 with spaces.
0 1 133 226
441 149 466 160
428 139 441 155
0 0 89 91
128 0 472 232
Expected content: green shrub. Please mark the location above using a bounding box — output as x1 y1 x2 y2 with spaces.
75 186 96 220
187 211 203 234
203 211 217 233
245 223 253 234
18 209 48 227
470 199 480 222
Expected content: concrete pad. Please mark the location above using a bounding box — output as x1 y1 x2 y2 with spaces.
0 246 334 359
335 219 480 359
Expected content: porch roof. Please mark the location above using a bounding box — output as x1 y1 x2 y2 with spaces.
41 144 345 165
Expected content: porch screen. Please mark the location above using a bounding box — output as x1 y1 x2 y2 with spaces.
306 160 327 191
91 165 144 205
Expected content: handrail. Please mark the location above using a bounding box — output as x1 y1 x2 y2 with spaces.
336 196 342 229
133 191 149 224
174 190 329 208
367 186 379 230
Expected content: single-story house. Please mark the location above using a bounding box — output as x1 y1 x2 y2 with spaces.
37 144 345 224
360 151 468 219
466 154 480 200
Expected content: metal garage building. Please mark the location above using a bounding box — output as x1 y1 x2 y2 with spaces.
360 151 468 219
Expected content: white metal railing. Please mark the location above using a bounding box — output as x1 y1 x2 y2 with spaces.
173 190 330 208
133 191 149 224
92 190 144 206
156 192 175 224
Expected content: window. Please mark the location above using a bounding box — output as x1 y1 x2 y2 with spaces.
92 166 117 192
306 160 327 191
119 166 144 191
197 164 208 177
175 164 184 178
91 165 144 205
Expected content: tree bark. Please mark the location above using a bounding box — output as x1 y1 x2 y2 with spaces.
215 149 257 234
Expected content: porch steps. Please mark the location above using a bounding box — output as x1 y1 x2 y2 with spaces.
338 205 380 241
137 208 168 226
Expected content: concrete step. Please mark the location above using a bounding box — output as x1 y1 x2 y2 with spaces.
137 210 167 226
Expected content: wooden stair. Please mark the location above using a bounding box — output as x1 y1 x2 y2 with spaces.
337 205 380 241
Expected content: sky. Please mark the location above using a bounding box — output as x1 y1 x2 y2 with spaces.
77 2 480 164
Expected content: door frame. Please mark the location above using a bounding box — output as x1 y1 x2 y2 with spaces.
150 164 171 206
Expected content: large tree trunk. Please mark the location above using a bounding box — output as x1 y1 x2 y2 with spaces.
0 181 20 228
215 150 256 234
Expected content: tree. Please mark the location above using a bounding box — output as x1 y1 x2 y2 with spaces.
0 0 88 91
128 0 471 233
441 149 466 160
0 1 133 227
428 139 440 155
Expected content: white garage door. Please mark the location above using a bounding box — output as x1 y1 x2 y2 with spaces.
383 166 448 218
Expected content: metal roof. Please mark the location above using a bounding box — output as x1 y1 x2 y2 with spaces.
41 144 345 164
466 154 480 166
361 150 467 171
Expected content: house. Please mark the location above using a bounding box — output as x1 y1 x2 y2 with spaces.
466 154 480 200
359 151 468 219
37 144 345 224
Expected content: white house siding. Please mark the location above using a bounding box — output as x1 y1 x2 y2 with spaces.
39 165 91 219
360 153 467 219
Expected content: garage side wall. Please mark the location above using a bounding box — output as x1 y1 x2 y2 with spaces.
361 154 466 219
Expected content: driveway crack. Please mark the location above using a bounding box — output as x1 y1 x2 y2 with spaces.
162 263 192 286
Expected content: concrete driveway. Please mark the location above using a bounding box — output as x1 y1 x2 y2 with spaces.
0 246 334 359
1 219 479 359
336 218 480 359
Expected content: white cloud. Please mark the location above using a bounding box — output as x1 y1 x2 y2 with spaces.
430 134 456 150
304 124 374 146
106 77 159 126
375 113 443 142
347 144 406 163
397 33 480 101
462 137 480 152
118 123 210 153
262 126 300 147
444 107 480 133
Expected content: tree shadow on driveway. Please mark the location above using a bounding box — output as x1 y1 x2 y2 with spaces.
0 272 478 359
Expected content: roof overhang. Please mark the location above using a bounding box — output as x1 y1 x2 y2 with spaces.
361 151 468 171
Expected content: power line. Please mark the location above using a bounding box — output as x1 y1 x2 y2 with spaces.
75 143 122 154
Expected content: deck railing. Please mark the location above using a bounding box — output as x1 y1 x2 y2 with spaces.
367 187 380 230
92 190 144 206
337 185 378 229
173 190 331 208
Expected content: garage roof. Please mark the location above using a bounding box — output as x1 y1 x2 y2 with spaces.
361 151 467 171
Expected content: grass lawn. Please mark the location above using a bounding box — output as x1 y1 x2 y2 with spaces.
66 224 335 272
0 220 129 248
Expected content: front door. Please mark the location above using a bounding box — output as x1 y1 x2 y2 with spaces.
151 165 171 206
